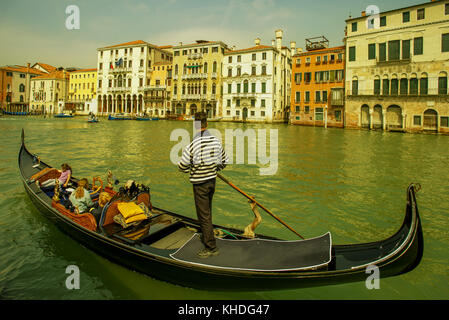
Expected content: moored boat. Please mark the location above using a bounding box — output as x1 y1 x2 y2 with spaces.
18 129 423 290
108 113 132 120
54 113 74 118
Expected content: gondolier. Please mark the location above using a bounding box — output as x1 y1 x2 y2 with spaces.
178 112 229 258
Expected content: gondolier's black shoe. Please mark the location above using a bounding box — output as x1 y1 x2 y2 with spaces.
197 248 219 258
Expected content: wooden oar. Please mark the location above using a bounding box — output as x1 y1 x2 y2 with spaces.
217 173 305 240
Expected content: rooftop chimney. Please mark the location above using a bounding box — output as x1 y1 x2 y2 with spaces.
179 42 183 46
275 29 283 50
296 48 303 54
290 41 296 56
255 38 261 46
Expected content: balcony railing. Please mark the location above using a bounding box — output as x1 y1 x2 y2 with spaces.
188 53 203 60
181 73 208 80
144 85 167 91
110 67 132 73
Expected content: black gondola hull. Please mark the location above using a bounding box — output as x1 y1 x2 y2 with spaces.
19 130 424 291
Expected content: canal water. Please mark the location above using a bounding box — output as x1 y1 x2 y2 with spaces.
0 116 448 299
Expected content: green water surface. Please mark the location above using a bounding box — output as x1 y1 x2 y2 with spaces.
0 116 448 299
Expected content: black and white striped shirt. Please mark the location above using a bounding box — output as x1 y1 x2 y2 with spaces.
178 130 228 184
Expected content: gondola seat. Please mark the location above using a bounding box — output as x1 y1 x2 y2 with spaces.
51 201 97 231
31 168 60 184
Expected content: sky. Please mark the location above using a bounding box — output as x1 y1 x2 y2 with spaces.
0 0 426 69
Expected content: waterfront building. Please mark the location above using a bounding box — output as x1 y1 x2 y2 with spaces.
170 40 229 119
221 30 292 123
31 62 57 74
0 64 45 113
96 40 173 115
290 37 345 128
145 61 172 118
29 69 70 114
345 0 449 134
67 68 97 115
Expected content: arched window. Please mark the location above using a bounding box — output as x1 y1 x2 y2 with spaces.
183 64 187 74
118 75 122 87
204 62 208 74
243 80 249 93
409 74 418 95
438 71 448 95
19 84 25 92
213 61 217 73
420 73 428 95
182 85 185 95
203 84 207 95
212 83 216 94
175 64 178 75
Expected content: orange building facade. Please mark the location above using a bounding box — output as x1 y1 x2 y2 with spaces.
290 43 345 128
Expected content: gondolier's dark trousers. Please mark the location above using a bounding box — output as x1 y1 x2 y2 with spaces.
193 178 216 250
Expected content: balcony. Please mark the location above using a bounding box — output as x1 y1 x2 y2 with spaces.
110 67 131 74
376 58 411 66
211 72 217 79
180 94 205 100
181 73 208 80
109 87 128 92
144 85 167 91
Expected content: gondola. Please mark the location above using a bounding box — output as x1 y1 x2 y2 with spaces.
18 129 423 291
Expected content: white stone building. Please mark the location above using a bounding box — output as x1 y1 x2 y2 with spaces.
96 40 173 116
221 30 292 122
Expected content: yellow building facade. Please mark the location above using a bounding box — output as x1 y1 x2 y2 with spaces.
145 62 172 118
68 68 97 115
171 40 229 119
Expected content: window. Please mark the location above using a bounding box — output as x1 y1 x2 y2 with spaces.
227 83 231 93
304 72 312 83
237 55 241 62
323 90 328 102
352 22 357 32
417 8 425 20
403 11 410 23
252 53 256 61
315 108 324 121
414 37 423 55
446 4 449 15
413 115 422 126
305 91 310 102
261 82 266 93
305 106 310 114
212 47 218 53
228 68 232 77
295 73 302 84
236 99 240 107
380 16 386 27
442 34 449 52
335 110 342 122
261 111 265 117
295 91 301 103
251 99 256 107
295 106 300 113
374 79 381 95
402 40 411 60
441 117 449 127
349 46 356 61
262 52 267 60
383 79 390 95
410 78 418 95
391 79 399 95
315 91 321 102
352 80 358 95
203 48 208 54
439 76 447 95
237 83 241 93
388 40 400 61
379 43 387 61
251 66 256 75
251 82 256 93
420 78 428 95
228 56 232 63
261 65 266 75
243 81 249 93
400 78 408 95
368 44 376 60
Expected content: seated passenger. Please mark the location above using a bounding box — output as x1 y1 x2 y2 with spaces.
89 192 112 224
41 163 72 189
69 178 94 214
